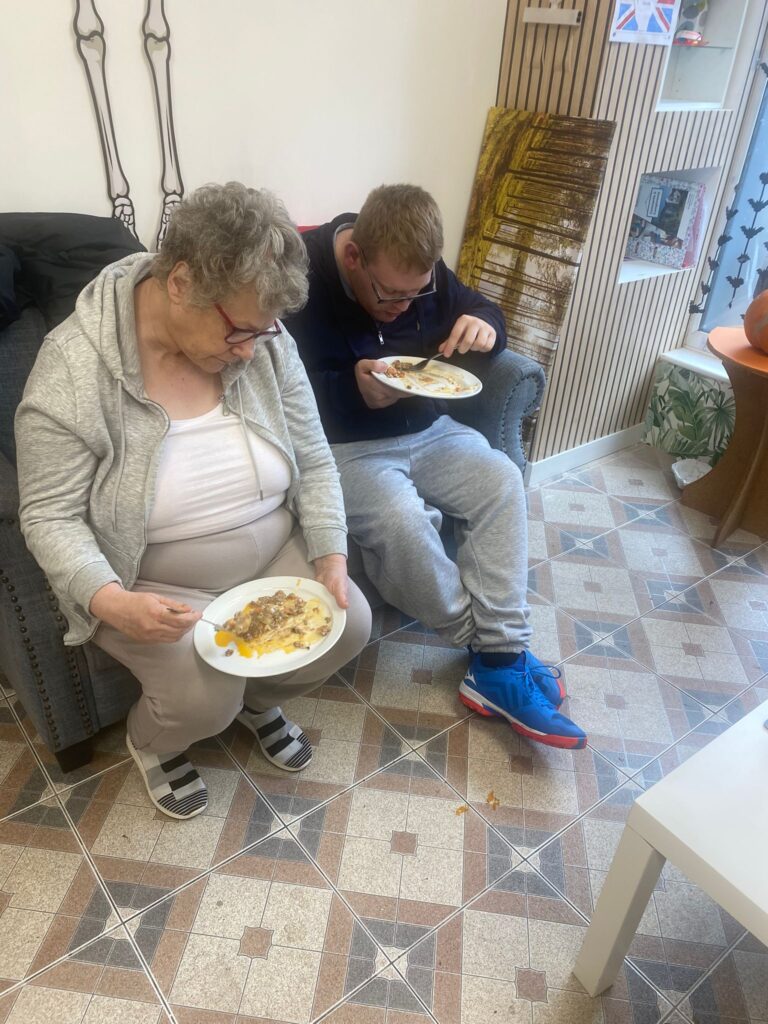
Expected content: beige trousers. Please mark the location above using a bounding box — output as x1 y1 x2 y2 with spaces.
93 508 371 754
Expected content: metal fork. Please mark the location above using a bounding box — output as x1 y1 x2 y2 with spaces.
405 353 447 372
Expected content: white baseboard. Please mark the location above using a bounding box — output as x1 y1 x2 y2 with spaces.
525 423 647 487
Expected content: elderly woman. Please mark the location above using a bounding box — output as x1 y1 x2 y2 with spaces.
15 183 371 819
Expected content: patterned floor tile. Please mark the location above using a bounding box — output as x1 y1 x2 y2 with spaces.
221 677 412 824
527 782 745 1008
0 923 171 1023
127 828 386 1023
743 544 768 576
530 517 730 637
318 994 430 1022
527 592 599 665
388 861 677 1023
54 740 281 919
647 503 764 562
628 714 732 791
607 595 764 712
413 713 627 856
526 505 585 568
676 932 768 1024
7 694 130 793
369 604 418 644
339 631 473 746
0 704 54 822
0 796 117 992
719 679 768 725
527 476 642 545
288 753 521 960
558 642 712 773
582 445 679 514
683 563 768 653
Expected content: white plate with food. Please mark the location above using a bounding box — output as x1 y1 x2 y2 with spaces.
371 355 482 400
194 576 346 677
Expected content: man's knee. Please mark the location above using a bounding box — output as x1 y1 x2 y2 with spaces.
478 451 525 504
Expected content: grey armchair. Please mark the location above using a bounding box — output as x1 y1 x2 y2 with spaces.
0 215 545 773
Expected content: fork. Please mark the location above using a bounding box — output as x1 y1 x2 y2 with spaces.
169 608 233 634
406 352 447 372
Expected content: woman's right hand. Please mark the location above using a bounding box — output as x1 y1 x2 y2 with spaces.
90 583 201 644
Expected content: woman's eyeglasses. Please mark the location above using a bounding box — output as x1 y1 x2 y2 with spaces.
215 304 282 345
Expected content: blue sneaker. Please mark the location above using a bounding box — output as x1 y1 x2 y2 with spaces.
468 649 566 707
459 653 586 750
525 652 566 708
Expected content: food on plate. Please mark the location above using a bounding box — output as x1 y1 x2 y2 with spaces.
382 358 475 395
214 590 332 658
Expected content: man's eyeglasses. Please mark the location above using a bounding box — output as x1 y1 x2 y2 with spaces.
359 248 437 305
215 303 282 345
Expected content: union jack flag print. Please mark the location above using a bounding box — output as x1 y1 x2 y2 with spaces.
611 0 680 45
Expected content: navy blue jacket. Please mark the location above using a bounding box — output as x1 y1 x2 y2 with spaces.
284 213 506 444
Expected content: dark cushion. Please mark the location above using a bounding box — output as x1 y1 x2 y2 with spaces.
0 212 145 330
0 244 21 330
0 306 49 466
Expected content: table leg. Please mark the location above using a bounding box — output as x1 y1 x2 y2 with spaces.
573 824 665 997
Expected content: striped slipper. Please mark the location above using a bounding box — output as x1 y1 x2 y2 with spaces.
126 734 208 820
236 706 313 772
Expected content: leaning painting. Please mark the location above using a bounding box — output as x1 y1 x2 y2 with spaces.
458 108 615 382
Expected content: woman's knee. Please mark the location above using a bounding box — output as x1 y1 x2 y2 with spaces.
163 671 243 739
342 580 373 657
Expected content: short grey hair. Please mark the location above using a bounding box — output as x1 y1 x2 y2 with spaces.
151 182 308 314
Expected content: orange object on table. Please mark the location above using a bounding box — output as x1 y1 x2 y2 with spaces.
682 327 768 545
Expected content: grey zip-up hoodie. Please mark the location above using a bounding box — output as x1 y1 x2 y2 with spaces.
15 253 348 645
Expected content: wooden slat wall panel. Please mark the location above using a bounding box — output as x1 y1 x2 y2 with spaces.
496 0 763 461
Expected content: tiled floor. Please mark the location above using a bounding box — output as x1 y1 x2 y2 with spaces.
1 443 766 1023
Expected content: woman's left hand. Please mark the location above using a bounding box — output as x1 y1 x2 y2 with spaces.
314 553 350 609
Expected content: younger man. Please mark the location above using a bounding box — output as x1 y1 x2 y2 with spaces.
286 185 585 749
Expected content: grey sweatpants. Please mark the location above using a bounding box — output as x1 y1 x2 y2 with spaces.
332 415 531 652
93 508 371 754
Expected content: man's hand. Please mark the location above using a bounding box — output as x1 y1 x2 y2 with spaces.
313 553 350 610
90 582 201 644
439 315 496 358
354 359 403 409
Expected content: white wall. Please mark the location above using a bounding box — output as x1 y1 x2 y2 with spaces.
0 0 506 268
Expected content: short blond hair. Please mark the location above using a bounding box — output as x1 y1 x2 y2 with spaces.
352 184 443 273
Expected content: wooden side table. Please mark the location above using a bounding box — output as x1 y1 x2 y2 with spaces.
682 326 768 545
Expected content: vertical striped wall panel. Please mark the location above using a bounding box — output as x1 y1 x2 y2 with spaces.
496 0 764 460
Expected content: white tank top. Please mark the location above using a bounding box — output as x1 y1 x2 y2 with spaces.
146 403 291 544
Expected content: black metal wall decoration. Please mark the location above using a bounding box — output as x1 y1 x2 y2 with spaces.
73 0 184 249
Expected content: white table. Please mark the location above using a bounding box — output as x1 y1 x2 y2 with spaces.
573 701 768 997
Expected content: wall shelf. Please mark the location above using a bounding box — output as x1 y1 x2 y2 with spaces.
618 166 721 285
657 0 749 109
618 260 687 285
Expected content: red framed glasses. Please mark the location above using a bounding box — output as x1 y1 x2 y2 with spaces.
214 303 282 345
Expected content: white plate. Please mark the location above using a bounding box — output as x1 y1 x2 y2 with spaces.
371 355 482 400
193 576 346 677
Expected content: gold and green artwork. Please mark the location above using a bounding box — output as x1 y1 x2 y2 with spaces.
458 107 615 373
